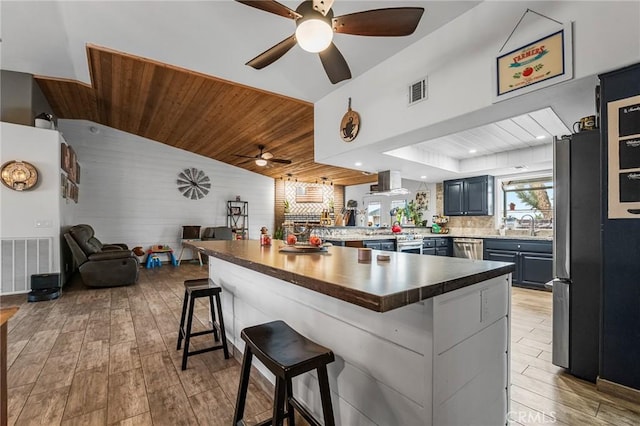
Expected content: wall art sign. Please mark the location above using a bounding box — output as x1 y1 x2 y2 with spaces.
494 25 573 102
1 160 39 191
340 97 360 142
607 94 640 219
295 186 323 203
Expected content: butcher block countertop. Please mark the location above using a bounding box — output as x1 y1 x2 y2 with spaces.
0 307 18 327
187 240 515 312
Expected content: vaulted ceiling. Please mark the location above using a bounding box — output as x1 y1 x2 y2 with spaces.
3 0 482 186
36 45 377 186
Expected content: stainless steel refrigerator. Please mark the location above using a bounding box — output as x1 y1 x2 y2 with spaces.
552 130 601 382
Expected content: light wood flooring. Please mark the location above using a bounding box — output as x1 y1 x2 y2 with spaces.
1 265 639 425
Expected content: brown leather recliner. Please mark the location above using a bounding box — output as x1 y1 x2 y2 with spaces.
63 224 139 287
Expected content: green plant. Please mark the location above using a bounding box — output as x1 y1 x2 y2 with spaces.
283 200 290 213
274 227 284 240
406 200 423 226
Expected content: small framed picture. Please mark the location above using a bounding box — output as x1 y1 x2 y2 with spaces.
61 173 67 198
230 206 241 215
61 143 70 173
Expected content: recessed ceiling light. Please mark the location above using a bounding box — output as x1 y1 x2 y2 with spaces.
469 149 477 154
354 162 362 167
536 135 546 140
420 175 427 179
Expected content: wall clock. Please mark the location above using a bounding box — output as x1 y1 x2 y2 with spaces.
1 160 39 191
177 168 211 199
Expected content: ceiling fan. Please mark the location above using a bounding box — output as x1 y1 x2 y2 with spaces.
237 0 424 84
235 145 292 167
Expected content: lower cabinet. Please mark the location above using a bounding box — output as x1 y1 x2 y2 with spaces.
520 252 553 286
423 238 451 256
363 240 395 251
483 239 552 289
484 249 520 284
326 239 396 251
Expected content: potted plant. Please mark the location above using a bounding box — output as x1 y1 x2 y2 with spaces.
284 200 290 213
407 200 423 226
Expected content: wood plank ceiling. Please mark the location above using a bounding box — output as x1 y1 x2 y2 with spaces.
35 44 376 186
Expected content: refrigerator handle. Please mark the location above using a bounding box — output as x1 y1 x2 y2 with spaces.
553 136 571 279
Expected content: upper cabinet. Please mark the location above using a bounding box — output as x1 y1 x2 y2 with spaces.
444 175 494 216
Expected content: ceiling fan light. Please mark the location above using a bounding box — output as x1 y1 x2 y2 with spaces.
296 19 333 53
255 159 268 167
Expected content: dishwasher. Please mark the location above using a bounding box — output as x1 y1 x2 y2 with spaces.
453 238 484 260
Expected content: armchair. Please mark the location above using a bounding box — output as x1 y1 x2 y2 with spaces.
63 224 139 287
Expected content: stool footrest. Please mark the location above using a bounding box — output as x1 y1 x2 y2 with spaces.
186 344 227 357
180 328 216 339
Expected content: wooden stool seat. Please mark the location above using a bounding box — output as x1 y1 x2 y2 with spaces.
233 320 335 426
177 278 229 370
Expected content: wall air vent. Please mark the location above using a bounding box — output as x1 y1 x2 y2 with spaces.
409 77 428 105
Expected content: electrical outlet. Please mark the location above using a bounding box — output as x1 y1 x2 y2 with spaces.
480 289 490 322
35 220 52 228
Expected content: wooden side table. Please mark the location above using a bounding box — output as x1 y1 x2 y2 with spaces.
1 307 19 426
178 239 203 266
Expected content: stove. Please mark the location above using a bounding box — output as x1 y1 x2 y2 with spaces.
396 234 423 254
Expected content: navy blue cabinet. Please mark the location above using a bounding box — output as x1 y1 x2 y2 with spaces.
443 175 494 216
363 240 395 251
484 249 520 283
423 237 451 256
483 239 552 288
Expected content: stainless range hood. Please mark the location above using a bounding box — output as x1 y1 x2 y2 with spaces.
372 170 410 196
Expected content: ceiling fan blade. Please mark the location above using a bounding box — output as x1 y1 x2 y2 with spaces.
246 34 297 69
234 154 258 159
269 158 292 164
235 0 301 19
332 8 424 36
319 43 351 84
312 0 334 16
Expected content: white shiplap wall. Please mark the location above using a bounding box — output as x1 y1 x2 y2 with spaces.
58 120 274 258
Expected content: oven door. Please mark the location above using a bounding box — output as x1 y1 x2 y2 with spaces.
398 243 423 254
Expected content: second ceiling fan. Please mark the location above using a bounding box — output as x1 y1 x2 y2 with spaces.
235 145 292 167
237 0 424 84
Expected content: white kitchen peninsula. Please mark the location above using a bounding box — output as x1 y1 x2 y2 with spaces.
188 240 513 426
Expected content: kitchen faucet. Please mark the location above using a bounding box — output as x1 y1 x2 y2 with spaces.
520 214 536 236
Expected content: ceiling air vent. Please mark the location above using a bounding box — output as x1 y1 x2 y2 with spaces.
409 77 427 105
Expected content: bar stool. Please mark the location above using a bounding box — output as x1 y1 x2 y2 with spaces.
177 278 229 370
233 320 335 426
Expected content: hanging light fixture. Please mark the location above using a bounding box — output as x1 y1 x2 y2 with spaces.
255 158 268 167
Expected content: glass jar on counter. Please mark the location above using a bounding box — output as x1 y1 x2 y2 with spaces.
260 233 272 246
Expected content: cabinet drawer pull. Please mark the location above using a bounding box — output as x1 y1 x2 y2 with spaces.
628 209 640 214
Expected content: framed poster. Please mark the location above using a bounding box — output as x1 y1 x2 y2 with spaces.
494 25 573 102
607 94 640 219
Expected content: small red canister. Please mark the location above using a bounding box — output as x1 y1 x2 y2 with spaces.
260 233 272 246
